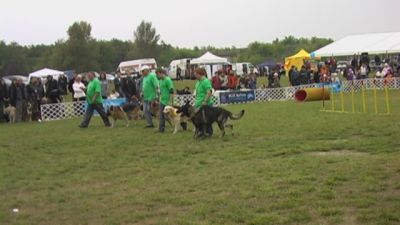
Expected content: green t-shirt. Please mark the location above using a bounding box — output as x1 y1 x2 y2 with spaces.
194 77 213 108
86 78 103 104
142 73 159 101
159 76 174 106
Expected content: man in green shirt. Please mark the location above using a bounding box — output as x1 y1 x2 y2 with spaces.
194 67 213 136
141 66 160 128
156 68 174 133
79 72 111 128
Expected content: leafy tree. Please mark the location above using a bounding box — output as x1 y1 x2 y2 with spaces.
130 21 160 59
62 21 99 72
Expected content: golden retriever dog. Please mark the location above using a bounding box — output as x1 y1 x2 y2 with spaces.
163 105 189 134
107 103 141 128
4 105 17 124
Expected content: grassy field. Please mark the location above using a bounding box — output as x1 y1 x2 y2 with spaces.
1 91 400 225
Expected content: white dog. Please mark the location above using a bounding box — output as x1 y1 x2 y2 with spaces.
163 105 188 134
4 105 17 124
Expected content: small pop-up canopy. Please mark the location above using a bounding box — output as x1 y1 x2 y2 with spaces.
29 68 65 81
284 49 310 70
191 52 229 65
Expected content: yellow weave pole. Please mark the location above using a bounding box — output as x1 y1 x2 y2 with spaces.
340 88 345 112
361 80 367 113
373 80 378 114
384 80 391 114
351 81 355 113
331 85 335 111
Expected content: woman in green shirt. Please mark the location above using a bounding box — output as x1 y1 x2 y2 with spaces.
194 67 213 137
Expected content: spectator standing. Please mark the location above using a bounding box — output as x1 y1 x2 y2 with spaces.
114 73 122 96
211 71 221 90
58 74 68 96
360 64 369 79
46 76 60 103
299 66 309 85
248 68 257 89
79 72 111 128
156 69 174 133
176 66 182 80
72 75 86 101
375 55 382 68
291 67 300 86
0 79 8 122
68 73 77 100
351 55 359 68
220 71 228 90
141 66 160 128
10 78 27 122
99 73 109 99
288 66 295 86
28 78 45 121
228 70 239 90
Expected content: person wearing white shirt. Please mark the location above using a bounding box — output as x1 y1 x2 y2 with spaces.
72 75 86 101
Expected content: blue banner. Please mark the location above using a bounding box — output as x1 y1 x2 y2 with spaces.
85 98 127 115
219 90 256 104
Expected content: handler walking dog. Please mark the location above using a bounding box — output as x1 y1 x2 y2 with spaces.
79 72 111 128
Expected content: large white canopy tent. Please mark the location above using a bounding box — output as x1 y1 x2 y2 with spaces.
29 68 65 81
191 52 229 79
311 32 400 57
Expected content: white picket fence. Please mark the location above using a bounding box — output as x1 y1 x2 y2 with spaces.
41 78 400 121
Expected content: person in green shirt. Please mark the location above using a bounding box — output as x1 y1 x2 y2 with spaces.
141 66 160 128
79 72 111 128
156 68 175 132
194 67 213 136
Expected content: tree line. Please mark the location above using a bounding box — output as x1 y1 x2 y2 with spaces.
0 20 333 76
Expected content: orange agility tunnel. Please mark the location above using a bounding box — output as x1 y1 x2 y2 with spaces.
294 87 330 102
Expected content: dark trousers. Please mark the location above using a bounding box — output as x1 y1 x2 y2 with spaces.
159 104 166 131
80 103 110 127
0 101 5 122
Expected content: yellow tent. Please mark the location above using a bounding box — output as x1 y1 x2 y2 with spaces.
284 49 310 71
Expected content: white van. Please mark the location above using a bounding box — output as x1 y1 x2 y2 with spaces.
117 58 157 75
168 58 191 79
233 62 258 76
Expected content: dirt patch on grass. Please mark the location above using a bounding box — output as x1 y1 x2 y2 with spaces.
307 150 369 157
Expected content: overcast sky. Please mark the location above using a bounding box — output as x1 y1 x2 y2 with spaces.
1 0 399 48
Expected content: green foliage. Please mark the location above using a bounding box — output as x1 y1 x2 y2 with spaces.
0 22 333 76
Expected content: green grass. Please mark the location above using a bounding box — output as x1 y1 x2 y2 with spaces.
1 91 400 225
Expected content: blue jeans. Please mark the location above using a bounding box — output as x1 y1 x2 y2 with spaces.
143 101 153 127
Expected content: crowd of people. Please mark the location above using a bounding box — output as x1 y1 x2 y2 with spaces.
2 54 400 124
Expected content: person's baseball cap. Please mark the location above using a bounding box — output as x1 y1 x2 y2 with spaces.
141 65 150 71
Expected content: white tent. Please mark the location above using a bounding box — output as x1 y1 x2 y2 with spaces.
191 52 229 64
29 68 65 81
312 32 400 57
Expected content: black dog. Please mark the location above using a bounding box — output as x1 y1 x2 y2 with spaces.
177 101 245 138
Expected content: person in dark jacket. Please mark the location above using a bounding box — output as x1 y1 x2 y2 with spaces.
299 66 310 85
68 73 77 100
58 75 68 96
28 78 45 121
46 76 61 103
114 73 122 96
290 67 300 86
0 78 9 122
121 74 137 102
9 78 27 122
